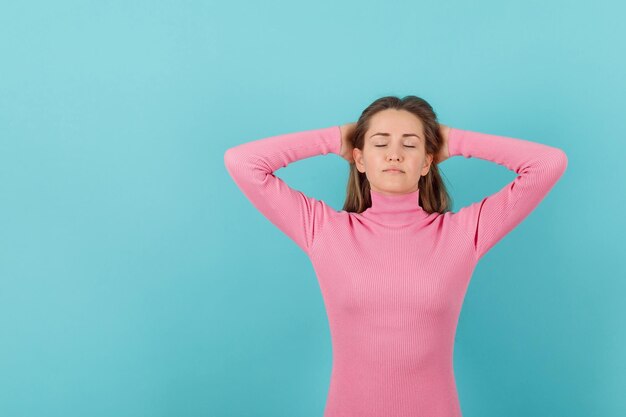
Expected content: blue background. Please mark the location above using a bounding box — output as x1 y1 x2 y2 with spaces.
1 1 624 416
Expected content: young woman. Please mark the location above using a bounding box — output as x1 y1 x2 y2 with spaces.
223 95 568 417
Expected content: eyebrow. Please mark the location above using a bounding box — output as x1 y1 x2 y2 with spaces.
370 132 421 140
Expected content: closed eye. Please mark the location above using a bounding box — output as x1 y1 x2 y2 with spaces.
374 145 416 148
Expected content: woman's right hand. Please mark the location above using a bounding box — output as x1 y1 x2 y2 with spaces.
339 123 357 164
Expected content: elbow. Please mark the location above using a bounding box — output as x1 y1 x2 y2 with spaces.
544 147 568 180
223 148 232 169
223 147 239 172
554 148 568 175
223 147 241 180
224 146 262 184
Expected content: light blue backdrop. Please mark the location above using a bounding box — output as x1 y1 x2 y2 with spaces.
1 1 624 416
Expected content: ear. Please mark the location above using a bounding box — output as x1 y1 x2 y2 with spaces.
353 148 366 173
422 153 434 176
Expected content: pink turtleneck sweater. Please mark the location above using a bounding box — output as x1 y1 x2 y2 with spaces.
223 125 568 417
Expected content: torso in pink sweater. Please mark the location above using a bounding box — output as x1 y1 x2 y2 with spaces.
224 125 568 417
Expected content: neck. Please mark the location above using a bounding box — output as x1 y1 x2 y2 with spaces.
361 188 428 225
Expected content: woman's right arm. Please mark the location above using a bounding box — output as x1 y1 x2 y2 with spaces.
224 125 344 255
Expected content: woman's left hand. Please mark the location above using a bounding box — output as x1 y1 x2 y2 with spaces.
434 123 451 164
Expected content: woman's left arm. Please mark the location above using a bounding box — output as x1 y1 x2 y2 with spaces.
444 126 568 261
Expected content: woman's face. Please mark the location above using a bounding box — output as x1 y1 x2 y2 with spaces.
353 109 433 195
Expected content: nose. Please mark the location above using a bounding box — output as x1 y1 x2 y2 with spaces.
385 143 406 161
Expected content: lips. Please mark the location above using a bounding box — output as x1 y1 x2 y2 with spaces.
384 169 404 173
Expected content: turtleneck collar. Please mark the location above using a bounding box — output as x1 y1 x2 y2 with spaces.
361 188 429 225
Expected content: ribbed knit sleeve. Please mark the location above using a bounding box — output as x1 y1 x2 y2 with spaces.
448 127 568 261
223 125 342 254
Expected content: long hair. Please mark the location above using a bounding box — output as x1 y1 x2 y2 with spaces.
341 95 453 214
